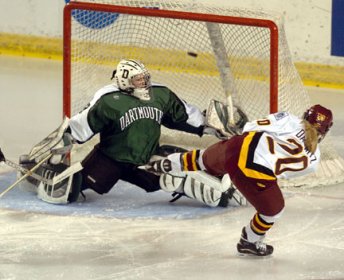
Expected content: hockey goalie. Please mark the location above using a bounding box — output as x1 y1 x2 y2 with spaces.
9 59 247 206
13 99 245 206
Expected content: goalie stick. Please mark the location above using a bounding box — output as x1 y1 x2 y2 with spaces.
0 150 52 198
0 145 75 198
206 22 237 125
1 153 51 185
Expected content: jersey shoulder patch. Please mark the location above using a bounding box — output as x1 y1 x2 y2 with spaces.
273 111 289 121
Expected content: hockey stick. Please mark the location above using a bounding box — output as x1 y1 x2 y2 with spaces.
0 151 53 198
1 154 51 185
206 22 236 125
0 145 74 198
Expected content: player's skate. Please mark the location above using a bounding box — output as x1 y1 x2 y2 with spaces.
237 227 273 257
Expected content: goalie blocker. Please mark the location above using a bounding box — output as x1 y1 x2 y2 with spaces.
17 117 83 204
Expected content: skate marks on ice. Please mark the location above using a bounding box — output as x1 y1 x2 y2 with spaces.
1 184 344 280
270 186 344 280
0 170 230 219
0 206 238 280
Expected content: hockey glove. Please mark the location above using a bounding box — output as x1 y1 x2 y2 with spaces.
205 99 248 136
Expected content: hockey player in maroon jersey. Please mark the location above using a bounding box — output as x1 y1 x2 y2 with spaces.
145 104 333 256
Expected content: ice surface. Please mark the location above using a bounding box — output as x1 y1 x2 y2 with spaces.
1 56 344 280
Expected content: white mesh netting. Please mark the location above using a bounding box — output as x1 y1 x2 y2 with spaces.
65 0 344 187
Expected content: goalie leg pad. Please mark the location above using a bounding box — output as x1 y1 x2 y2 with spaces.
159 173 185 193
37 162 83 204
160 171 231 207
159 171 246 207
183 171 227 207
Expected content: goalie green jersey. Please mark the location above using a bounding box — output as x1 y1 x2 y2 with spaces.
69 84 204 165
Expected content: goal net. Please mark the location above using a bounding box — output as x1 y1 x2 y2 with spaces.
63 0 344 187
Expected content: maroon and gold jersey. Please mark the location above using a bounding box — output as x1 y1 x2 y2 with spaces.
177 112 320 181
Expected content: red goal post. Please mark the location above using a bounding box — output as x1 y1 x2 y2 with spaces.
63 1 279 118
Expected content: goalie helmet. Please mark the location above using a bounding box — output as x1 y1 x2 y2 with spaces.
111 59 152 100
303 104 333 142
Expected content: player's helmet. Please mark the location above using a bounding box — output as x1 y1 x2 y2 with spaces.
111 59 151 100
303 104 333 142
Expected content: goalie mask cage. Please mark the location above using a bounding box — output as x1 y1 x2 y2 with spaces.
63 0 344 187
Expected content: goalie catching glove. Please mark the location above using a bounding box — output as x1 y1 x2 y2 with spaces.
205 99 248 137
